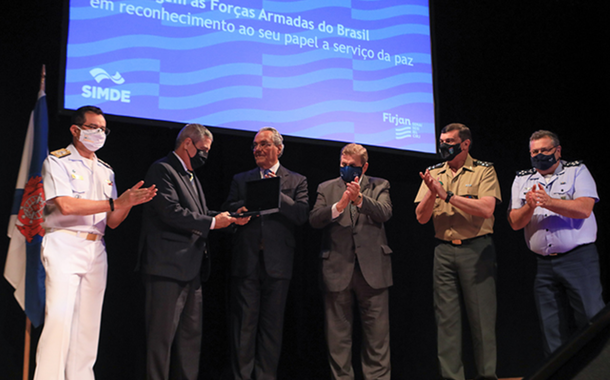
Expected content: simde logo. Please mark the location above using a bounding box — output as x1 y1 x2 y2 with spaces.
90 68 126 84
82 68 131 103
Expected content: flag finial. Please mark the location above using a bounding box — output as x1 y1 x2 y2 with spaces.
40 65 46 93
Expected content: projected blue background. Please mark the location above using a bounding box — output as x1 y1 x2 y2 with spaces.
64 0 435 153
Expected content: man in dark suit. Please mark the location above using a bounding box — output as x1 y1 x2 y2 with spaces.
309 143 393 380
223 127 309 380
139 124 238 380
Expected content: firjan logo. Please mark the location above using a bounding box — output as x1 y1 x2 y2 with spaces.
81 68 131 103
89 68 126 84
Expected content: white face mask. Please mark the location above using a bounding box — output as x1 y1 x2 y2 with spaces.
78 127 106 152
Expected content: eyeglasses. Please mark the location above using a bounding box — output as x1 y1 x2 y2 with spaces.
251 141 273 150
530 146 556 156
80 124 111 136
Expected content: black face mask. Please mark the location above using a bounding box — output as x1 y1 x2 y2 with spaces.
190 149 208 170
439 142 462 161
531 151 557 171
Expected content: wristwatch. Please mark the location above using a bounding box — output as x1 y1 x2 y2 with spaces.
445 191 454 203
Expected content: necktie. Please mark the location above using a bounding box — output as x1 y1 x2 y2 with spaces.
188 171 198 194
263 169 274 178
350 203 358 226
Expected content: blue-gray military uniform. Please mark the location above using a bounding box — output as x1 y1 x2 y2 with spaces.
509 159 605 355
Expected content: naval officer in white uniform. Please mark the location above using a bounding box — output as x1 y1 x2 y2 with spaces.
35 105 157 380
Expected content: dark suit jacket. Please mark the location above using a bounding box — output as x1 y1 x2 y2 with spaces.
138 152 214 282
309 175 393 292
222 165 309 280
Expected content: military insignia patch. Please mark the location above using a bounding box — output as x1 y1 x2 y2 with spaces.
474 160 493 167
50 148 71 158
98 158 112 169
71 170 84 180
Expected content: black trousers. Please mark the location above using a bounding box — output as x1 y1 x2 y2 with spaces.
230 252 291 380
144 274 203 380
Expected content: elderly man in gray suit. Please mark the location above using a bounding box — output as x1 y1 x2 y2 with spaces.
310 143 393 380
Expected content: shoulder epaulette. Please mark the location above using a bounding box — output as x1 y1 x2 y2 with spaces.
97 158 113 170
426 162 444 171
50 148 71 158
516 168 536 176
474 160 493 167
564 160 583 168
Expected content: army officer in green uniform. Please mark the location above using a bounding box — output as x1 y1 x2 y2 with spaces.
414 123 501 380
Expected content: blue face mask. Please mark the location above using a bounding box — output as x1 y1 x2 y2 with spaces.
340 165 363 183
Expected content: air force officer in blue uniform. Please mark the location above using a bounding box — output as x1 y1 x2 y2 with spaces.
508 130 605 356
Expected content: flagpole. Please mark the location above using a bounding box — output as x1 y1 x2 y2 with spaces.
22 64 46 380
23 318 31 380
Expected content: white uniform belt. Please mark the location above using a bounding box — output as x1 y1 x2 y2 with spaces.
46 228 103 241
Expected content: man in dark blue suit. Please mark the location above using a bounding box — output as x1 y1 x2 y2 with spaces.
139 124 238 380
223 127 309 380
